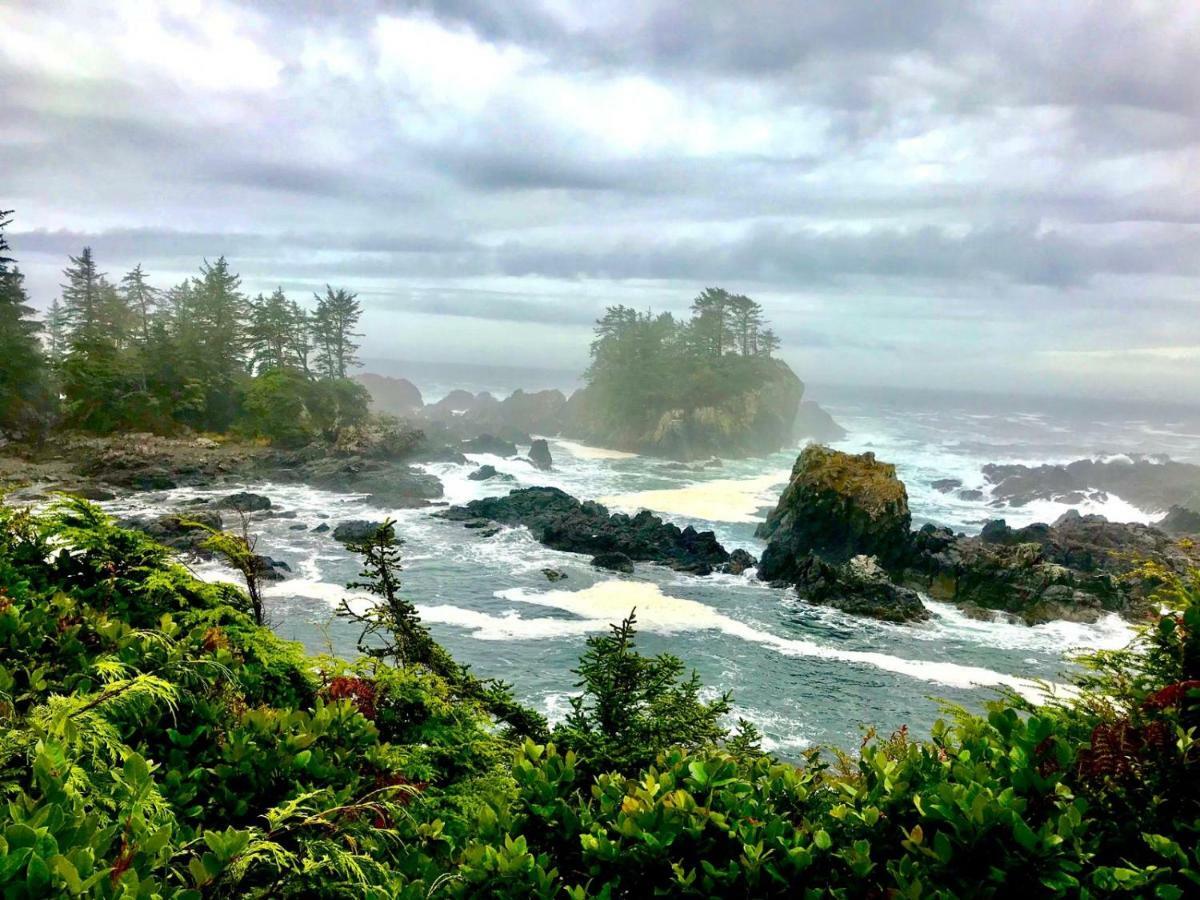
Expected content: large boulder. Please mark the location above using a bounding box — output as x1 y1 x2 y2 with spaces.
462 434 518 457
441 486 741 575
332 520 394 544
757 446 912 583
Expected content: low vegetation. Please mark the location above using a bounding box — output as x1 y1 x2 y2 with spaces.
2 496 1199 897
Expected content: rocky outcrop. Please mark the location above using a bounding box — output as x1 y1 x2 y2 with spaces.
528 439 553 471
754 446 1200 624
422 389 568 442
468 465 500 481
793 400 848 443
904 510 1198 623
563 360 805 461
982 456 1200 513
355 373 424 416
591 552 635 573
793 554 930 623
120 511 223 556
283 456 443 509
440 486 750 576
757 446 912 582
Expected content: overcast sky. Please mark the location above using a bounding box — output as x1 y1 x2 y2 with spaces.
3 1 1198 400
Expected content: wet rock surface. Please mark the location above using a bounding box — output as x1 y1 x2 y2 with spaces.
441 486 746 575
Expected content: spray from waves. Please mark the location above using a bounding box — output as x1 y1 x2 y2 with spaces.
418 580 1077 703
600 472 791 524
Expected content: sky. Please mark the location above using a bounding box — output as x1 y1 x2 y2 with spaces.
2 0 1198 401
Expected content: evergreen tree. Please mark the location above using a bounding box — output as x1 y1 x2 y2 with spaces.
312 286 362 379
758 327 781 358
120 264 158 349
45 298 69 369
248 287 302 374
689 286 735 358
286 300 313 377
0 211 52 438
60 247 105 348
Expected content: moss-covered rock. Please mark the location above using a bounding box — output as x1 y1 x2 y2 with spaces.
757 445 912 583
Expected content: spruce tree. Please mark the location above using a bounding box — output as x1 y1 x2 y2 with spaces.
248 287 302 374
60 247 105 348
120 264 158 349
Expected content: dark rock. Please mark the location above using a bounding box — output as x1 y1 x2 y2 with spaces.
981 456 1200 513
478 526 501 538
290 456 443 508
528 439 553 471
792 554 930 623
591 552 634 573
441 487 732 575
289 523 308 531
62 485 118 501
332 520 394 544
215 491 272 512
543 568 568 582
721 548 758 576
468 465 499 481
931 478 962 493
462 434 519 457
958 489 984 501
1159 505 1200 536
757 446 912 583
253 555 291 581
312 522 330 533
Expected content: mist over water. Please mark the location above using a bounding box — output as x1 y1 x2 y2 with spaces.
102 380 1200 756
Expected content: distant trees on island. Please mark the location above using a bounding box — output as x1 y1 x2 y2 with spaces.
0 210 369 445
583 287 789 429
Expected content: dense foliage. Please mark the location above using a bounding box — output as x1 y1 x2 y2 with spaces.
2 497 1199 897
583 289 786 431
0 213 369 444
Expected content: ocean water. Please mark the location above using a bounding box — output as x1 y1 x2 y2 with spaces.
101 384 1200 756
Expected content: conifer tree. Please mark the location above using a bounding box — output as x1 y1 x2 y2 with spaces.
60 247 106 348
248 287 302 374
0 211 51 438
120 264 158 349
313 286 362 379
45 298 69 369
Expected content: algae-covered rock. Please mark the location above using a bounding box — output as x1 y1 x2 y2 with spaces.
757 445 912 583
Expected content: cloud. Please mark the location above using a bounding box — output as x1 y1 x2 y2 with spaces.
0 0 1197 399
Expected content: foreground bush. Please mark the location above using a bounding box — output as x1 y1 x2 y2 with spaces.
0 498 1198 896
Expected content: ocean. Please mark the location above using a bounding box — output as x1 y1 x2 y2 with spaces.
101 379 1200 756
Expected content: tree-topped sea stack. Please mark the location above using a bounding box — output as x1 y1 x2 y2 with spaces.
757 445 913 581
563 288 810 460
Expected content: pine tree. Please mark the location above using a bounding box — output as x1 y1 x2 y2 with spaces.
689 287 735 358
758 327 781 358
286 300 313 377
313 286 362 380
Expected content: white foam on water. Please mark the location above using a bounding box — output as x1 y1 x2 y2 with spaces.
919 600 1136 653
554 439 638 460
600 472 791 524
426 580 1071 703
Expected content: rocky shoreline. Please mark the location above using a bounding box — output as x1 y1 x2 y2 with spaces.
756 445 1200 624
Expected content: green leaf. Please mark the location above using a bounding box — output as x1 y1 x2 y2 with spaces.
814 830 832 851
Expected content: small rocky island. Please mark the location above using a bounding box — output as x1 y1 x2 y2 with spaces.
756 445 1200 624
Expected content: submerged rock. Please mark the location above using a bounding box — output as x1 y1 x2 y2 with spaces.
542 568 568 582
441 486 737 575
468 464 500 481
931 478 962 493
528 438 553 471
757 445 912 583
